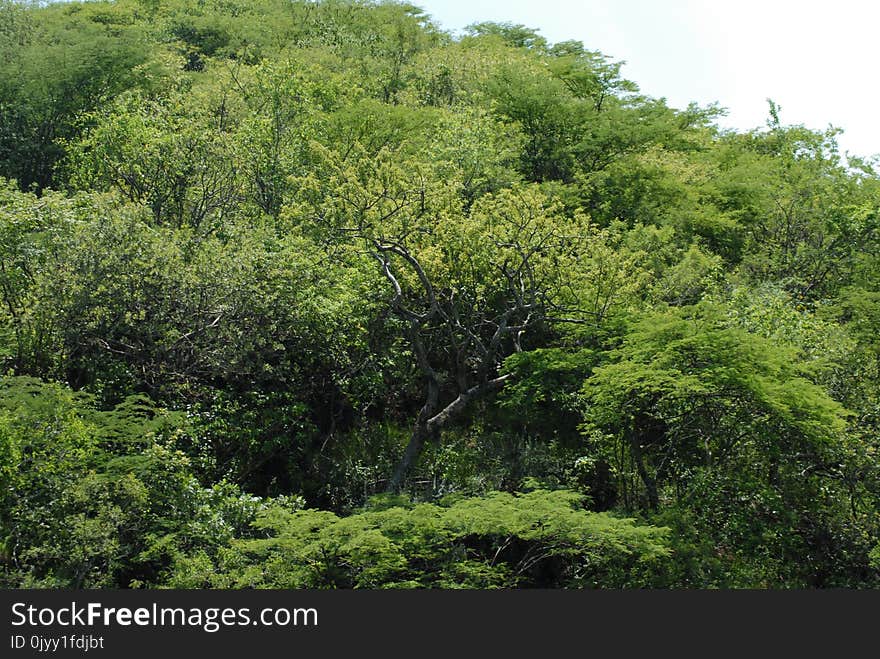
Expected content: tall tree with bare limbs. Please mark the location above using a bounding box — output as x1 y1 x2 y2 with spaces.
290 143 608 490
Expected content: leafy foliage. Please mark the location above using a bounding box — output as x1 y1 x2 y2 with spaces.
0 0 877 589
171 490 670 588
0 376 262 587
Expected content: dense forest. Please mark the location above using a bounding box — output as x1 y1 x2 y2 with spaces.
1 0 878 589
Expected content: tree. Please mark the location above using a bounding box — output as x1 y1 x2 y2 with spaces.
0 0 157 191
712 121 880 299
289 142 614 491
1 0 878 590
464 22 548 52
0 375 260 588
582 304 848 509
170 489 671 588
67 87 243 232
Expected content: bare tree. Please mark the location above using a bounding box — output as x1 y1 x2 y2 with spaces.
298 146 596 491
364 192 578 491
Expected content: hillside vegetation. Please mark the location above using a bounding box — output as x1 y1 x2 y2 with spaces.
1 0 879 588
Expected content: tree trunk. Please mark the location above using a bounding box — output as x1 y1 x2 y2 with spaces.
629 435 659 510
387 374 511 493
388 422 431 493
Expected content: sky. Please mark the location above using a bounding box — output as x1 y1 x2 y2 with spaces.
413 0 880 158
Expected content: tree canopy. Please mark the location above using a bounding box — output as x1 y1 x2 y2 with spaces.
1 0 878 589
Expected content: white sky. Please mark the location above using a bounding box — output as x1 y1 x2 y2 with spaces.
414 0 880 158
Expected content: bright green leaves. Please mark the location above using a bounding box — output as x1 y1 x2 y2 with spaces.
464 22 548 52
583 306 848 457
0 0 877 590
577 304 867 583
66 56 346 227
0 376 256 588
67 87 243 231
171 489 670 588
0 0 158 191
286 138 453 244
711 124 880 298
547 40 637 110
488 62 582 182
234 59 333 217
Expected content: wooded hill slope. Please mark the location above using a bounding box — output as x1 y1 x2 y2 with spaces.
1 0 879 588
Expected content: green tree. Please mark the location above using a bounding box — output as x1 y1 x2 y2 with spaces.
0 376 260 587
0 0 157 191
171 489 671 588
